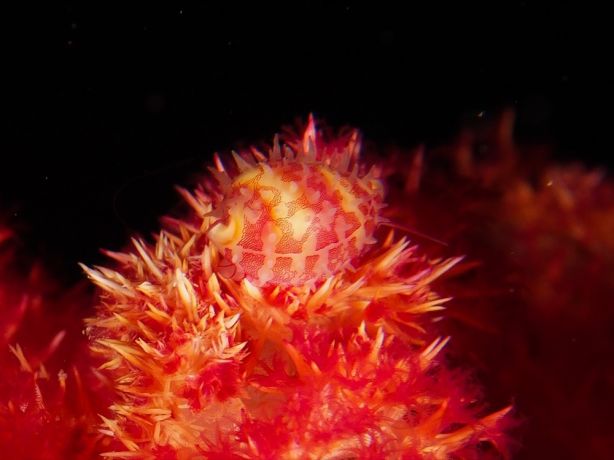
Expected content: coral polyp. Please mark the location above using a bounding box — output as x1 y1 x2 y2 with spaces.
208 116 384 287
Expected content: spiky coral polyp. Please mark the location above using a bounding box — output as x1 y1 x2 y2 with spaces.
84 119 510 458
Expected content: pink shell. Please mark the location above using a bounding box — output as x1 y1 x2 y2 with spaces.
208 119 383 287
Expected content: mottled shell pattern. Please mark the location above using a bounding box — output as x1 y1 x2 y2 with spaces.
207 116 384 288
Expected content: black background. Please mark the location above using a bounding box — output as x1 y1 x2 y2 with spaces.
1 2 610 281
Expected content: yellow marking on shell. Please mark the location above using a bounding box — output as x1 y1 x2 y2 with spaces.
260 189 276 203
321 166 362 211
319 165 372 244
290 208 315 240
208 207 244 247
271 203 287 220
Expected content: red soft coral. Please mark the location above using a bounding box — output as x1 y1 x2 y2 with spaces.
83 119 511 458
0 226 107 459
